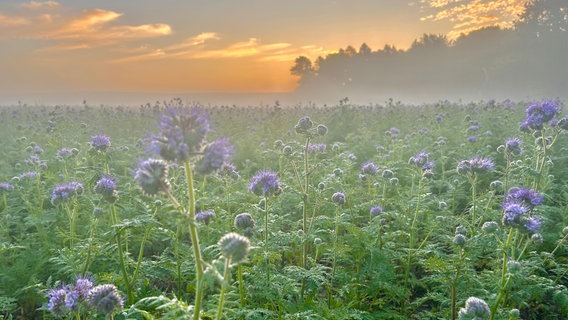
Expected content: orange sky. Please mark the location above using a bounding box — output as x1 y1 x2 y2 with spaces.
0 0 528 105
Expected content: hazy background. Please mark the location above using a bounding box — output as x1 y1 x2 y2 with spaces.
0 0 566 106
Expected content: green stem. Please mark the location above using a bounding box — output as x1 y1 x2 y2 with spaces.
490 227 515 319
403 174 423 313
238 264 245 307
82 217 96 276
215 257 232 320
264 196 270 284
111 204 133 303
183 161 204 320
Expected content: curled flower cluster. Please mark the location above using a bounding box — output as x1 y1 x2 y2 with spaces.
134 159 170 196
370 205 383 218
195 137 234 174
249 170 282 197
502 187 543 233
94 174 119 203
307 143 327 153
294 116 327 137
150 107 210 163
195 209 216 225
0 182 14 193
503 137 523 156
456 156 494 175
331 192 346 205
520 99 561 131
234 212 255 238
47 276 123 318
458 297 490 319
51 181 84 206
218 232 250 264
361 161 379 175
91 134 111 152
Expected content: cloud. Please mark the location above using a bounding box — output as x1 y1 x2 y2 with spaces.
419 0 527 39
20 1 60 10
0 4 172 49
112 34 333 64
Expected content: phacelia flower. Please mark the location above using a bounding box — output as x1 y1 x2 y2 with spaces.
331 192 346 205
195 209 215 225
502 187 543 232
505 187 543 209
520 99 561 131
457 156 494 175
134 159 170 196
218 232 251 264
453 234 467 247
87 284 123 315
51 181 84 206
557 115 568 130
295 116 313 134
234 212 255 230
74 275 94 300
46 286 75 317
91 134 111 152
370 205 383 217
361 161 379 175
504 137 523 156
195 137 234 175
0 182 14 193
56 148 76 158
249 170 282 197
458 296 490 320
409 151 430 168
150 107 210 163
94 174 118 203
307 143 327 153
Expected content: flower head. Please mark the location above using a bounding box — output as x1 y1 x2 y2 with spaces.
505 187 543 209
51 181 84 206
134 159 170 196
151 107 210 162
74 275 94 300
361 161 379 175
520 99 561 131
457 156 494 175
195 137 234 175
331 192 346 205
0 182 14 193
370 205 383 217
87 284 123 315
458 297 490 319
218 232 251 264
46 286 75 317
295 116 313 134
91 134 111 152
249 170 282 197
409 151 430 167
234 212 255 230
504 137 523 156
94 174 118 203
195 209 215 225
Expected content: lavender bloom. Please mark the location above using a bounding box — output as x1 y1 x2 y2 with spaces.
196 137 234 174
134 159 170 196
51 181 84 206
467 136 478 143
249 170 282 197
195 209 215 225
46 286 74 317
74 275 94 300
505 187 543 209
87 284 123 315
151 107 210 163
457 156 494 175
94 174 118 203
56 148 75 158
18 171 39 181
524 216 542 233
33 145 44 154
521 99 561 130
331 192 346 205
409 151 430 167
361 161 379 175
504 137 523 156
308 143 327 153
24 155 47 168
0 182 14 192
370 205 383 217
91 134 111 152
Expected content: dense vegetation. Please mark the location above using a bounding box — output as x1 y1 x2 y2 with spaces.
1 98 568 319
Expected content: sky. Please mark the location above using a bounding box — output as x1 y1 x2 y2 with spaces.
0 0 528 105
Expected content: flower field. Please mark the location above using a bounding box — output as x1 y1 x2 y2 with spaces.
1 98 568 319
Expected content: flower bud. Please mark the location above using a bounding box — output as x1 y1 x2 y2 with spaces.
218 232 250 264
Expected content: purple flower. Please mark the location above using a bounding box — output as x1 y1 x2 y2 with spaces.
134 159 170 196
195 209 216 225
150 107 210 162
467 136 478 143
91 134 111 152
0 182 14 192
524 216 542 233
409 151 430 167
195 137 234 174
505 187 543 209
74 275 94 300
249 170 282 197
361 161 379 175
308 143 327 153
94 174 118 203
521 99 561 130
370 205 383 217
87 284 123 315
46 285 77 317
331 192 346 205
17 171 39 181
56 148 75 158
457 156 494 175
504 137 523 156
51 181 84 205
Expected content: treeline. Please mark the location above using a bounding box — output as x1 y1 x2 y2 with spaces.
291 0 568 103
